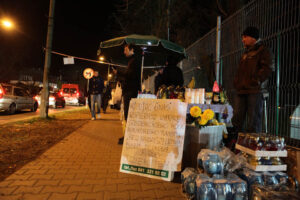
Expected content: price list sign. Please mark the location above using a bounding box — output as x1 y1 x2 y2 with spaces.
120 99 187 181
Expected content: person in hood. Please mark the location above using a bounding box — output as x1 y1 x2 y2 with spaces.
161 56 184 87
232 26 273 134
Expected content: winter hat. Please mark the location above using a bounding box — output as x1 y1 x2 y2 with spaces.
242 26 259 40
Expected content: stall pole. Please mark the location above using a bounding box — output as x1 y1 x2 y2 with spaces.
141 53 144 91
215 16 221 84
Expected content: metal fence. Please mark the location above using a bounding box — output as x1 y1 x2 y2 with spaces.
182 0 300 147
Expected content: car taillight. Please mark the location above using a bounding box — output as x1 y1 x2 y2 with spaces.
60 91 63 96
76 92 79 97
0 88 5 98
34 96 39 101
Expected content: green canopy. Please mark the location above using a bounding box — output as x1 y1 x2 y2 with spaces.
98 34 186 67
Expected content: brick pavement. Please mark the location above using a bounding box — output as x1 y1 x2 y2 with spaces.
0 109 186 200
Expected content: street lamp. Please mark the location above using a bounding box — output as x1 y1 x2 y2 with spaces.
99 56 105 62
1 19 14 30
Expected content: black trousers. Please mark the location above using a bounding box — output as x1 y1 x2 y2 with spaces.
123 91 138 121
232 93 263 133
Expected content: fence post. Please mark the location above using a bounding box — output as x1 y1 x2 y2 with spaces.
275 33 280 136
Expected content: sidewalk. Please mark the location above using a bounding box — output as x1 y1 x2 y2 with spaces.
0 109 185 200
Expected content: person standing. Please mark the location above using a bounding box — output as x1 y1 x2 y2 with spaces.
154 67 164 94
101 81 112 113
112 43 141 144
89 70 104 120
161 56 184 87
232 26 273 134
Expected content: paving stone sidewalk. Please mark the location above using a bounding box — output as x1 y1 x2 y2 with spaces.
0 109 185 200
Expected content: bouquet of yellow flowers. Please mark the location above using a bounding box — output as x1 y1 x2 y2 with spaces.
189 106 223 127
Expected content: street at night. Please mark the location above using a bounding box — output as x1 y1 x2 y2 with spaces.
0 0 299 200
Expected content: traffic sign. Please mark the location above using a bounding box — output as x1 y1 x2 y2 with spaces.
83 68 94 79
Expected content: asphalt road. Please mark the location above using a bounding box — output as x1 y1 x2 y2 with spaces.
0 105 87 125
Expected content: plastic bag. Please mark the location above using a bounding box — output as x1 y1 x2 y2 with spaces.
251 184 300 200
197 148 246 175
195 174 214 200
197 149 224 175
182 168 198 199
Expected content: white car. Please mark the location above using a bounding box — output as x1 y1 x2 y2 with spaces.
0 83 38 114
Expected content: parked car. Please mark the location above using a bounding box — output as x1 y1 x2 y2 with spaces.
35 92 65 108
60 84 85 106
0 83 38 114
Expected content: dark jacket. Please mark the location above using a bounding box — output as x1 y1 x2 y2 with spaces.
154 73 163 94
161 65 184 87
103 84 112 99
89 76 104 95
117 54 141 94
234 42 273 94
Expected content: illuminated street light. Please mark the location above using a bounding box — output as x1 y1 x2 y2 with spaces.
108 74 112 78
99 56 105 61
1 19 14 30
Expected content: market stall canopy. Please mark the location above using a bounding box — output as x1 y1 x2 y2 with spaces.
98 34 187 68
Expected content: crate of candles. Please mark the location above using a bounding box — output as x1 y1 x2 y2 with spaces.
245 155 287 171
235 133 287 157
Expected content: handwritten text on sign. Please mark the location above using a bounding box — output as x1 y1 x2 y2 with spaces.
120 99 187 181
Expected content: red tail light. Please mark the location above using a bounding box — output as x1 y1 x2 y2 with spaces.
76 92 79 97
0 88 3 98
34 96 39 101
60 91 63 96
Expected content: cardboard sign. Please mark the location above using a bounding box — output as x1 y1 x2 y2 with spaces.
63 57 74 65
120 99 187 181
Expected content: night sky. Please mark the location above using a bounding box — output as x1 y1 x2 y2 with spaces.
0 0 117 81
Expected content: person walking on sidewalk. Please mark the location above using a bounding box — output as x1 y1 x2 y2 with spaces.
89 70 104 120
101 81 112 113
112 43 141 144
232 26 273 136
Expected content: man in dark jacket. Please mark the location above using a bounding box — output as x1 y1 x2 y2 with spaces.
89 70 104 120
101 81 112 113
161 57 184 87
112 43 141 144
154 67 164 94
232 26 273 133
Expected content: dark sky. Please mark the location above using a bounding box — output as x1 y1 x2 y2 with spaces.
0 0 117 80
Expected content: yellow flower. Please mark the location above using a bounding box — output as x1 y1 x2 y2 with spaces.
198 117 208 126
190 106 202 118
202 109 215 120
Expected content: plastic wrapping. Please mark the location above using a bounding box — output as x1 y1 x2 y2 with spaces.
274 172 288 185
197 148 247 175
213 174 233 200
237 168 264 198
251 184 300 200
262 172 279 186
194 172 247 200
182 167 198 199
195 175 215 200
198 150 224 175
229 173 248 200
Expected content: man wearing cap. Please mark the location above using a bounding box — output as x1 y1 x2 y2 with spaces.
232 26 273 134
